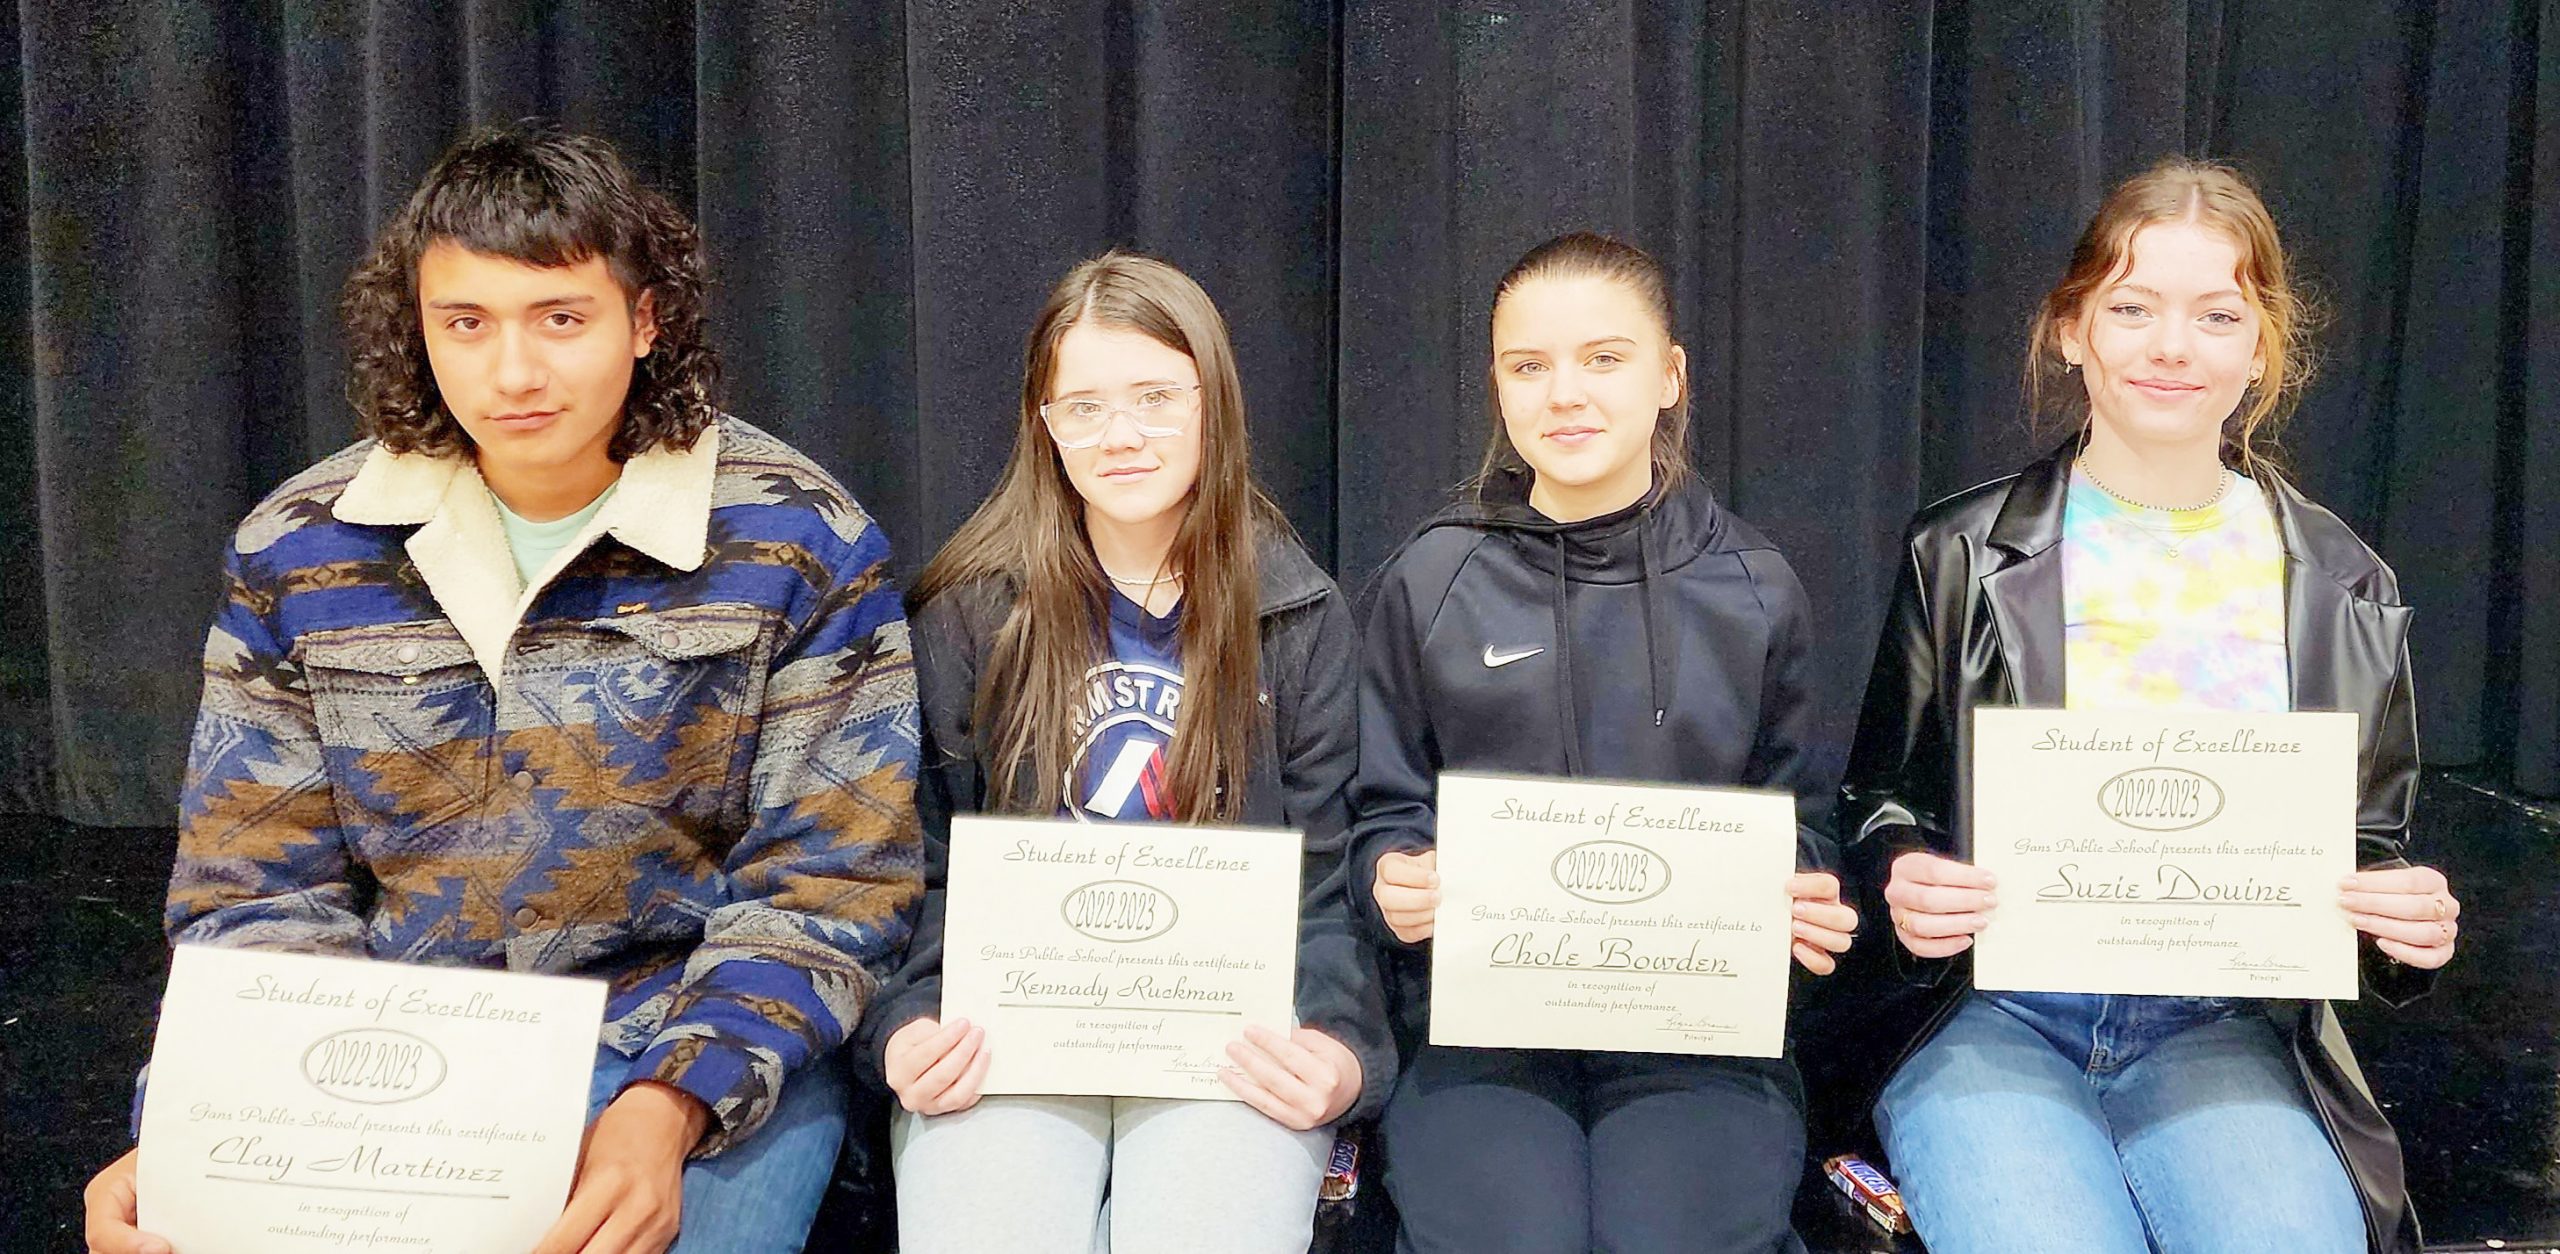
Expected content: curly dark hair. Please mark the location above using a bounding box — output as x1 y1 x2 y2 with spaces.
341 122 718 459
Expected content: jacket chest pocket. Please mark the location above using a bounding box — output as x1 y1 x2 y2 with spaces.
298 623 493 846
514 603 773 812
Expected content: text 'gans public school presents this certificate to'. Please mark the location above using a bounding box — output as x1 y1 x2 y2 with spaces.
1971 708 2360 999
137 946 606 1254
1428 773 1798 1058
941 815 1302 1100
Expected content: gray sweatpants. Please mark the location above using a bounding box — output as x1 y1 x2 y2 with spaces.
891 1094 1333 1254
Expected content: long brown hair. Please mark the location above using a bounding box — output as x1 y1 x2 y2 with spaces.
1475 231 1693 497
2024 157 2319 478
914 252 1284 823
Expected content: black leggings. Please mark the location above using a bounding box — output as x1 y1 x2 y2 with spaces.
1380 1044 1807 1254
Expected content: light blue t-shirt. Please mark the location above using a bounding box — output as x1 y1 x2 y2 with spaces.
495 481 619 586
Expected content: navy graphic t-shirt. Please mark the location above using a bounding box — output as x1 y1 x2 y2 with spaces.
1067 590 1186 820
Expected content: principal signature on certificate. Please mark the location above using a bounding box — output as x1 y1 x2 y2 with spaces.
1659 1015 1739 1037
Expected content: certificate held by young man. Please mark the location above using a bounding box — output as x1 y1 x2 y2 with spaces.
1969 707 2361 999
136 947 606 1253
1426 772 1800 1058
940 815 1303 1099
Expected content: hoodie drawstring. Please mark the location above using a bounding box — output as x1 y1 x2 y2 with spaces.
1551 532 1585 776
1638 511 1671 728
1551 511 1674 774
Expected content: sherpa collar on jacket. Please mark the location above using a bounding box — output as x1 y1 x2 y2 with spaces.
329 423 721 680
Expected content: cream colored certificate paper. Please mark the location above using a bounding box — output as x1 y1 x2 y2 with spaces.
942 816 1302 1099
137 946 606 1253
1428 773 1798 1058
1971 708 2360 998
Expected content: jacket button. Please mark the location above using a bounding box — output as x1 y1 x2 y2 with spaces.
513 770 535 791
395 644 421 665
513 906 539 930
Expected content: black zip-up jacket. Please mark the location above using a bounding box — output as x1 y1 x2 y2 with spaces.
1349 468 1837 1048
853 527 1397 1124
1836 441 2433 1253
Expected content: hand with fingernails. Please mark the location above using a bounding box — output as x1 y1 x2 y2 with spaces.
1220 1024 1363 1130
2338 865 2461 969
1885 851 1998 958
1786 871 1859 974
528 1081 708 1254
885 1016 992 1117
1373 849 1441 943
82 1150 168 1254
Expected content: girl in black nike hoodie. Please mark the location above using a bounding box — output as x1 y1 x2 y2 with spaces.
1351 233 1855 1253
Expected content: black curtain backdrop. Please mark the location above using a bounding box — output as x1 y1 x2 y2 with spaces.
4 1 2553 830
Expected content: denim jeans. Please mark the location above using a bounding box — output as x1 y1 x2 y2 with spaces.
583 1044 849 1254
1874 991 2364 1254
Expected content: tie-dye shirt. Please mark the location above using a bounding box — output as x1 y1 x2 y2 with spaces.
2062 465 2288 712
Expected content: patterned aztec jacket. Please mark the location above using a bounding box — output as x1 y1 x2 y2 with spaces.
166 416 924 1154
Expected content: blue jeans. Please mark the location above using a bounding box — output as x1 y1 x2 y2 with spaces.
584 1044 848 1254
1874 992 2364 1254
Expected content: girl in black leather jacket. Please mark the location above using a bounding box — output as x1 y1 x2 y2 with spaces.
1839 158 2460 1254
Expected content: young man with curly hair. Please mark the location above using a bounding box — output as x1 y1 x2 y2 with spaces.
82 124 923 1254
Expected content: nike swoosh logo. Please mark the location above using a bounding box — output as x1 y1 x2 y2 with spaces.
1482 645 1546 668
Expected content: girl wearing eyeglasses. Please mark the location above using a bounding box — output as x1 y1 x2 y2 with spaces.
1351 232 1855 1252
855 252 1390 1253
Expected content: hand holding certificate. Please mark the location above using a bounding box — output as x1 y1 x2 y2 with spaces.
1427 773 1799 1058
1971 708 2360 998
134 947 606 1253
941 816 1302 1099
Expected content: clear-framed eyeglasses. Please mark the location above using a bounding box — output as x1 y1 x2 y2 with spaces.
1039 384 1203 450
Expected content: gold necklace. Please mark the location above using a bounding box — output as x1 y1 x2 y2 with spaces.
2076 460 2231 559
2076 457 2232 512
